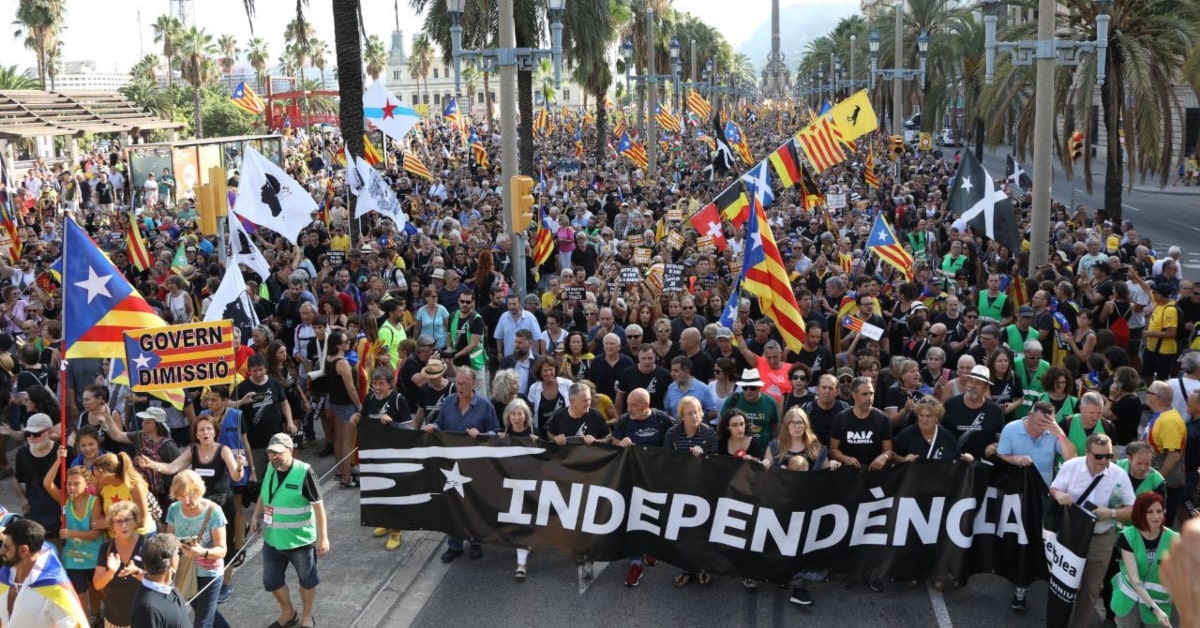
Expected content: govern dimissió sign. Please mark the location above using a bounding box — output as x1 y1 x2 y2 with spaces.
123 320 235 392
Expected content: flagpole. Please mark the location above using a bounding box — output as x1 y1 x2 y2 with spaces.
59 218 72 531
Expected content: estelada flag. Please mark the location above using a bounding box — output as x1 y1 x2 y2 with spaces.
123 320 236 392
0 547 88 628
230 81 265 115
739 189 806 350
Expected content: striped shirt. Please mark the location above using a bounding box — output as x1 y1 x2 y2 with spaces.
664 423 718 454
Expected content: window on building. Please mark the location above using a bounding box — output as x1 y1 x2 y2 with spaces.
423 94 429 105
564 89 570 102
434 94 441 105
478 93 484 104
433 68 439 79
412 93 419 104
393 70 400 80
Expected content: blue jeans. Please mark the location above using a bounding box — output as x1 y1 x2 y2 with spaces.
193 574 231 628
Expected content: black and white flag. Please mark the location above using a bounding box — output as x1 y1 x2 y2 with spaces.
204 262 259 344
947 150 1021 255
232 146 317 245
227 212 271 281
347 153 407 229
1006 154 1033 190
707 112 735 180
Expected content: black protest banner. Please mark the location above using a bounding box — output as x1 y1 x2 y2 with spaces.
1042 503 1096 627
662 264 684 292
359 428 1048 585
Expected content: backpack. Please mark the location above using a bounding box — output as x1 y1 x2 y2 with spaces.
1109 303 1130 348
1174 305 1191 344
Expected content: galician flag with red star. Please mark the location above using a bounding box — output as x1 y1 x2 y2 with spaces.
363 79 420 143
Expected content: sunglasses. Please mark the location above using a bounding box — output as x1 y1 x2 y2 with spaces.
1089 452 1115 460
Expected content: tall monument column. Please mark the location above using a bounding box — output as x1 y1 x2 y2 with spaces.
761 0 790 98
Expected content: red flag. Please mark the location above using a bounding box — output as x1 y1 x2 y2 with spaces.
689 203 727 251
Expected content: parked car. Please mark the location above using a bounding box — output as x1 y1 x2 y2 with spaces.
936 129 959 147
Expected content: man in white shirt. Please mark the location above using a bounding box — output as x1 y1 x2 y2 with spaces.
1049 433 1136 628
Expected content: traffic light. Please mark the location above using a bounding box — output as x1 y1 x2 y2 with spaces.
509 175 535 231
1069 131 1085 161
890 135 906 160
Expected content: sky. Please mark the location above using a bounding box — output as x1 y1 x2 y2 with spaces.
1 0 858 75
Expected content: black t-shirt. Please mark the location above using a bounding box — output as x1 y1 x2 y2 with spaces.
234 377 289 449
418 382 456 425
893 424 962 461
545 408 610 440
132 585 190 628
684 350 716 384
449 310 486 366
830 407 893 466
803 399 848 447
796 346 835 380
14 444 62 533
99 536 145 625
1116 531 1163 563
940 395 1005 459
589 354 633 400
361 390 411 426
616 366 671 410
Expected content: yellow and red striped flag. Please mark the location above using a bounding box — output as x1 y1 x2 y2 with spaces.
532 204 555 266
126 210 152 271
230 81 265 115
687 89 712 120
796 116 848 173
865 212 913 281
740 193 806 350
403 153 434 182
864 149 881 189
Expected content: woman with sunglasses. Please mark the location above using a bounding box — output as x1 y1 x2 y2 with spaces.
780 364 814 417
768 407 840 605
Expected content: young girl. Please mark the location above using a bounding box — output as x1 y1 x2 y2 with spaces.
92 452 158 536
69 425 106 472
43 452 103 623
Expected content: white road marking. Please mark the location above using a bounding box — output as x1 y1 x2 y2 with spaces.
578 561 610 595
928 582 954 628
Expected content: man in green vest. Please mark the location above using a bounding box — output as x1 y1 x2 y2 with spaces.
449 291 488 396
1117 441 1167 498
1004 306 1040 359
1013 339 1049 419
251 433 329 628
978 273 1013 327
1056 392 1117 465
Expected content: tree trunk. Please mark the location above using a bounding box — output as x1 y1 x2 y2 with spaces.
593 94 606 164
334 0 365 243
166 55 173 88
483 71 493 125
194 87 203 138
1101 56 1123 225
973 115 984 163
518 69 534 176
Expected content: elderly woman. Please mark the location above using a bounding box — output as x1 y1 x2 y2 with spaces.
490 369 520 419
1109 492 1178 627
415 287 450 350
499 399 540 578
884 359 933 427
103 408 180 517
165 470 230 628
893 397 972 463
942 355 977 401
526 355 573 437
665 397 718 588
920 347 951 396
92 501 151 628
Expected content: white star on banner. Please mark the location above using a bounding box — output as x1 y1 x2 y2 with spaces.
75 267 112 304
132 354 151 370
959 176 974 194
440 462 473 497
875 228 890 243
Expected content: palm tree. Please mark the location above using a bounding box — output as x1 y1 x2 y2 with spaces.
178 26 219 138
131 54 161 83
246 37 270 91
980 0 1200 223
944 12 986 160
152 14 183 87
364 34 388 81
120 78 175 120
0 65 39 89
410 34 434 107
564 0 627 162
217 34 239 77
238 0 367 241
13 0 65 90
309 38 330 88
284 15 315 120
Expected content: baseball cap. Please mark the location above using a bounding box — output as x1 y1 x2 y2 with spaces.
1018 305 1034 317
836 367 854 381
716 327 733 340
24 413 54 434
266 433 295 453
135 407 169 426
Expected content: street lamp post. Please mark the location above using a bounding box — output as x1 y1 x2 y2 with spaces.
620 11 681 179
869 19 928 176
983 0 1110 270
671 37 682 122
447 0 565 298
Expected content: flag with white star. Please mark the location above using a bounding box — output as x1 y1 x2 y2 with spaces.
865 213 914 281
63 218 166 358
946 150 1021 255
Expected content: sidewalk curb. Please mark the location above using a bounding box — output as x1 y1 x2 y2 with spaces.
1132 186 1200 197
353 530 448 628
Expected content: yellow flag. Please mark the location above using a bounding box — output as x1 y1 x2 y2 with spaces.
828 90 878 142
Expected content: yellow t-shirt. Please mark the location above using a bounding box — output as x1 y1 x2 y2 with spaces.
99 484 157 537
1148 300 1179 355
329 234 351 253
594 394 616 425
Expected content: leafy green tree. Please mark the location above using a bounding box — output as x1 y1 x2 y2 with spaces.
0 65 39 89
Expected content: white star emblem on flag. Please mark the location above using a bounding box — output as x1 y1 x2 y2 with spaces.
75 267 112 304
440 462 473 497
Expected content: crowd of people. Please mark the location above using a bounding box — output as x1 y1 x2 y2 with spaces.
0 96 1198 626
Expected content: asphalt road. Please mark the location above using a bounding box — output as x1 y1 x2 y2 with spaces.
976 144 1200 256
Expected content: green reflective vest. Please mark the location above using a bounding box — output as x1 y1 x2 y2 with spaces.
978 292 1008 321
1116 459 1166 497
262 460 318 551
1110 525 1178 624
